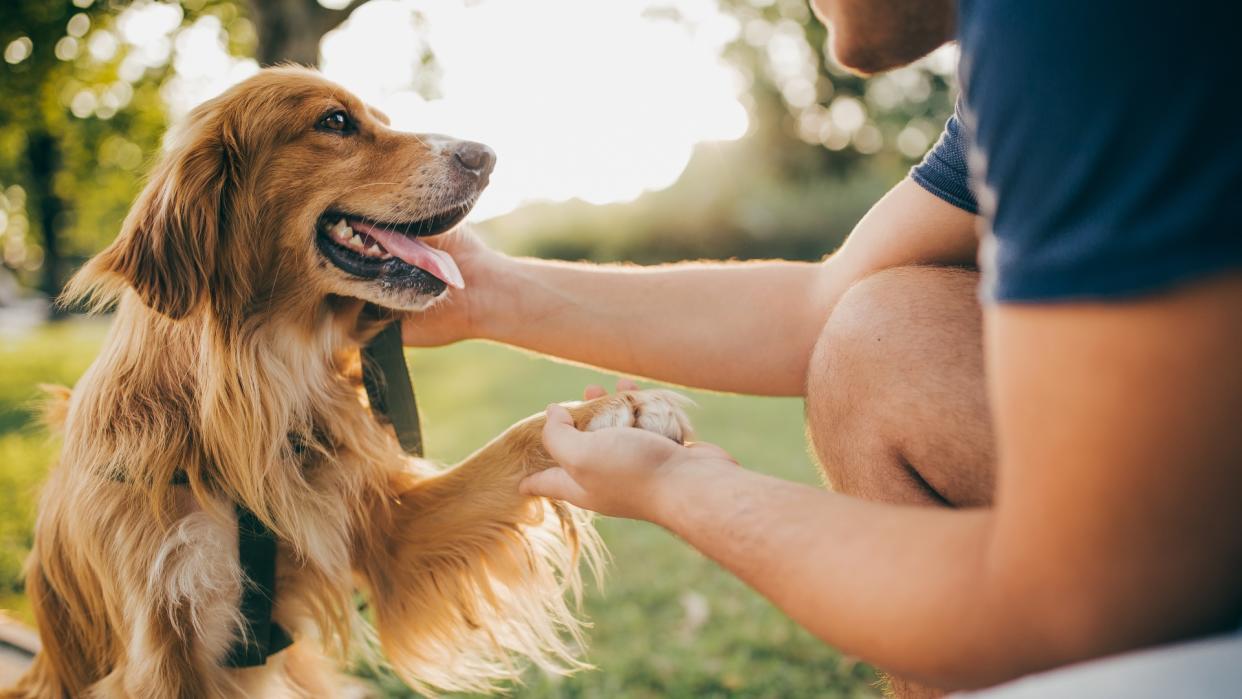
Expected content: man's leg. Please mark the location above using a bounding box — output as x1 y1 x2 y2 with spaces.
807 265 994 507
805 266 993 697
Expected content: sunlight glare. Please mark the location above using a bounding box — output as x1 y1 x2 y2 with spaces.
320 0 748 219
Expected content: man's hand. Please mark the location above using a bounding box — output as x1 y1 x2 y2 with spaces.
401 226 506 347
520 382 739 522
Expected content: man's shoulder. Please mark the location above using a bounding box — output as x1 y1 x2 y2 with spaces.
958 0 1242 303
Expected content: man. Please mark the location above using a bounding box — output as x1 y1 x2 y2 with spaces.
405 0 1242 695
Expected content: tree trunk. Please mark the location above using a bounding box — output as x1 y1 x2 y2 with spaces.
27 129 66 318
247 0 367 66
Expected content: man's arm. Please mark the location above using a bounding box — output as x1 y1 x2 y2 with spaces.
405 178 977 395
524 274 1242 688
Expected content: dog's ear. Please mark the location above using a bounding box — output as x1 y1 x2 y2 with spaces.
74 110 235 320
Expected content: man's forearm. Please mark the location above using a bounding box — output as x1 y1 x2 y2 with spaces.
477 257 831 395
651 462 1046 689
468 179 977 395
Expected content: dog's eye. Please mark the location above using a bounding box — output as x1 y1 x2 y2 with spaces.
317 110 354 134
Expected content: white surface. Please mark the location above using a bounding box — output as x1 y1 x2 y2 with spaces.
955 633 1242 699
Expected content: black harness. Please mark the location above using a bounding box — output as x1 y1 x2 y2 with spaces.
154 322 422 668
149 471 294 666
226 502 294 666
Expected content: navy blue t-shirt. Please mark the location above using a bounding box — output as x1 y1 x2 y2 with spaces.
911 0 1242 302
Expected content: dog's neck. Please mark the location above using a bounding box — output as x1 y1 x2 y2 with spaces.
66 291 395 550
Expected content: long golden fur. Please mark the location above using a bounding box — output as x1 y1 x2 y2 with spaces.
4 67 690 698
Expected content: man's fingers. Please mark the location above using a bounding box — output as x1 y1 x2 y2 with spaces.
545 403 575 427
586 379 636 399
519 467 589 505
542 403 591 468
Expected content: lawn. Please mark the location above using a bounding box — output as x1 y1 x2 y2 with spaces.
0 319 880 698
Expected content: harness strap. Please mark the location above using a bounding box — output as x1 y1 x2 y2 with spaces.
225 504 292 667
361 321 425 457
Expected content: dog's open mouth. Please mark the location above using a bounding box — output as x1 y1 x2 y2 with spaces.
315 205 469 291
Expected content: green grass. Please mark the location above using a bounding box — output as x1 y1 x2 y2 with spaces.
0 320 880 698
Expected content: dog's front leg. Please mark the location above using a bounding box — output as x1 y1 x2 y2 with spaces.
357 389 690 694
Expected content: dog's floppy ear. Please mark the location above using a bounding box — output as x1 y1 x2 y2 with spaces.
73 110 234 319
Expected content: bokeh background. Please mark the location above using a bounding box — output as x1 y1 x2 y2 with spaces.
1 0 957 696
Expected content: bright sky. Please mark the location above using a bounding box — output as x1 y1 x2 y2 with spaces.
154 0 750 221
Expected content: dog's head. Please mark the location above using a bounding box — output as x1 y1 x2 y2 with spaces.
72 67 493 320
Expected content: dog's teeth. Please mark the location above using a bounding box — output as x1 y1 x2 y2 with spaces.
367 244 382 256
350 234 363 248
337 226 352 241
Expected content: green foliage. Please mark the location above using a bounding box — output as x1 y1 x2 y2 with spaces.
717 0 956 170
0 325 880 697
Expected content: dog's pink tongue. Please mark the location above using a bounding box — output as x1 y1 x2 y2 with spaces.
351 221 464 289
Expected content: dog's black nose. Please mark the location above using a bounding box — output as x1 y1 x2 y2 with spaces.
452 141 496 178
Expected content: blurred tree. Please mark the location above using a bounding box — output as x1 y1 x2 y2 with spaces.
1 1 111 311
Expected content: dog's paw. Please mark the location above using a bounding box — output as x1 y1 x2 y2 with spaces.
579 389 693 445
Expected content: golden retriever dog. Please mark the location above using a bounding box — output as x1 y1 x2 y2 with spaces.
4 67 691 698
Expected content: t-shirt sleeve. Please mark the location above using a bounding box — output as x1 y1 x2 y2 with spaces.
959 0 1242 303
909 100 978 215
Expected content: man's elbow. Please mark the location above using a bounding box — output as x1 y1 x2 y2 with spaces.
931 578 1223 692
1019 578 1242 675
893 583 1142 691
